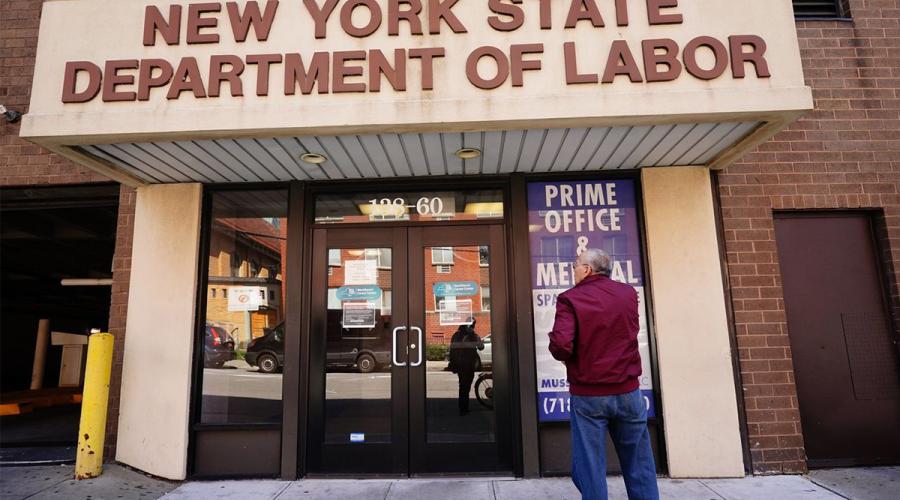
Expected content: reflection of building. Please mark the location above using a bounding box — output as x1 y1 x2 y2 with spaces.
424 247 491 345
206 218 285 347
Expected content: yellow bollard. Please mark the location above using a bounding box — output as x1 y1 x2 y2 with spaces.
75 332 114 480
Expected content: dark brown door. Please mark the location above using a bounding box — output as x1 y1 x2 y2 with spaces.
774 213 900 467
307 225 513 475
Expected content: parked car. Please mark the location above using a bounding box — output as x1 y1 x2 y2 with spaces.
478 334 492 370
246 321 390 374
204 324 235 368
246 324 285 374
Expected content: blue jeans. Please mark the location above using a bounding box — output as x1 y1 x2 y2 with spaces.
570 390 659 500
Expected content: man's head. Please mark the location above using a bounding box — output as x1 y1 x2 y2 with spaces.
573 248 612 284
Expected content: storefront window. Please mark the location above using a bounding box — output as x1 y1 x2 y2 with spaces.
199 189 288 424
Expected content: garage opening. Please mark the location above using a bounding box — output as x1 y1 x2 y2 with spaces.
0 184 119 465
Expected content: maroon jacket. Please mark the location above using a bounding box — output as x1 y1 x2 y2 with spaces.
548 274 642 396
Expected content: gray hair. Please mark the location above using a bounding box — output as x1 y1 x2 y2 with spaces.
578 248 613 277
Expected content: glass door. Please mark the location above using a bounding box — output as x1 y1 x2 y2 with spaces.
408 225 513 474
307 227 409 474
307 225 512 475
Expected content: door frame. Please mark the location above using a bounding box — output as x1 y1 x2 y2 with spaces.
297 177 517 478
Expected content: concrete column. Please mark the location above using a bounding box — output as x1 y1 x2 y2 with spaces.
641 167 744 478
30 319 50 390
115 183 202 480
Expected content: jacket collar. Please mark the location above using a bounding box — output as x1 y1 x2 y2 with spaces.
576 273 608 287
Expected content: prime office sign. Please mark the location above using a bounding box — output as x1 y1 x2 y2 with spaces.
61 0 773 103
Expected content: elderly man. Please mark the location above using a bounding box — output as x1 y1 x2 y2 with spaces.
549 248 659 500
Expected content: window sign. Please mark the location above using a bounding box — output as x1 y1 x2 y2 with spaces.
228 286 262 312
438 298 473 326
433 281 478 297
528 180 655 421
336 285 382 302
341 303 377 329
344 260 378 285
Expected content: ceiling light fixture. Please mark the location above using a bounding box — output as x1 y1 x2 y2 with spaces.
300 153 327 164
455 148 481 160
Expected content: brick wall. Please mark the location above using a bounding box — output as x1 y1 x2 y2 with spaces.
718 0 900 474
2 0 131 460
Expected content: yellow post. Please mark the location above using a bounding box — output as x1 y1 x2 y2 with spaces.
75 332 114 480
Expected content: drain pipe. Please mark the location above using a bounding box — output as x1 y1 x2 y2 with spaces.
75 332 114 480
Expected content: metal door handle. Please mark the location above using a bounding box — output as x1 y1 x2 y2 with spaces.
392 326 407 367
410 326 423 367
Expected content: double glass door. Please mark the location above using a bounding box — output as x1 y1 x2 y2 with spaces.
307 225 512 475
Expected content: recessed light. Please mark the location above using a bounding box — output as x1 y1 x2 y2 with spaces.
300 153 327 164
455 148 481 160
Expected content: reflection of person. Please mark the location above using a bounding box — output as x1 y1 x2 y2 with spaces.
448 317 484 416
549 249 658 500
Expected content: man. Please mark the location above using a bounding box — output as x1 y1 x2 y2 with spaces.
549 249 659 500
448 317 484 415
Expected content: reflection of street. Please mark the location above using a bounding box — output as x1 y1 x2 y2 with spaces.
202 360 282 400
202 359 492 402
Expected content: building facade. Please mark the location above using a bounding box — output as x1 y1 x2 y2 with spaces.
1 0 897 480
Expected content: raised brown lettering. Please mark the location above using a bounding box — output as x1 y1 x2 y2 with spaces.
409 47 445 90
565 0 604 29
647 0 682 25
602 40 642 83
615 0 628 26
538 0 552 29
208 55 245 97
333 50 367 92
564 42 598 84
167 57 207 99
340 0 382 37
388 0 423 36
143 5 181 46
284 52 330 94
488 0 524 32
730 35 771 78
369 49 406 91
187 3 221 44
227 1 279 42
466 46 508 90
138 59 175 100
102 60 138 102
62 61 102 103
247 54 283 96
642 38 682 82
510 44 543 87
428 0 467 34
303 0 340 39
684 36 728 80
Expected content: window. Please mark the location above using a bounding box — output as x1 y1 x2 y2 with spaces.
479 246 489 267
328 249 341 266
481 286 491 311
436 265 452 274
327 288 340 310
200 188 288 425
432 247 454 265
365 248 392 268
380 290 392 315
793 0 844 18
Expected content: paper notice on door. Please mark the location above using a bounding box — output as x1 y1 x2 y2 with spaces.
341 302 377 329
344 259 377 285
438 298 473 326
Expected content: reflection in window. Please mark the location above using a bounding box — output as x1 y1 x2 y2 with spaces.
199 189 288 425
432 247 454 265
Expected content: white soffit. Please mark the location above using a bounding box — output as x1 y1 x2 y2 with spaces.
79 122 760 184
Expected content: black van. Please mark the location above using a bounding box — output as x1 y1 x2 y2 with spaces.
246 320 391 374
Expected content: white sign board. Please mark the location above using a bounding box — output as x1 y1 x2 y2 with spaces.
344 260 378 285
228 286 262 312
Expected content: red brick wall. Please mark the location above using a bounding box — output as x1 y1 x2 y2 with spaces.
718 0 900 474
2 0 131 460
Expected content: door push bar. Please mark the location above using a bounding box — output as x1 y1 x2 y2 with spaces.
410 326 423 367
392 326 407 367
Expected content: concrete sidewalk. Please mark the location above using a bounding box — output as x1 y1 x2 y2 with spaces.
1 464 897 500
